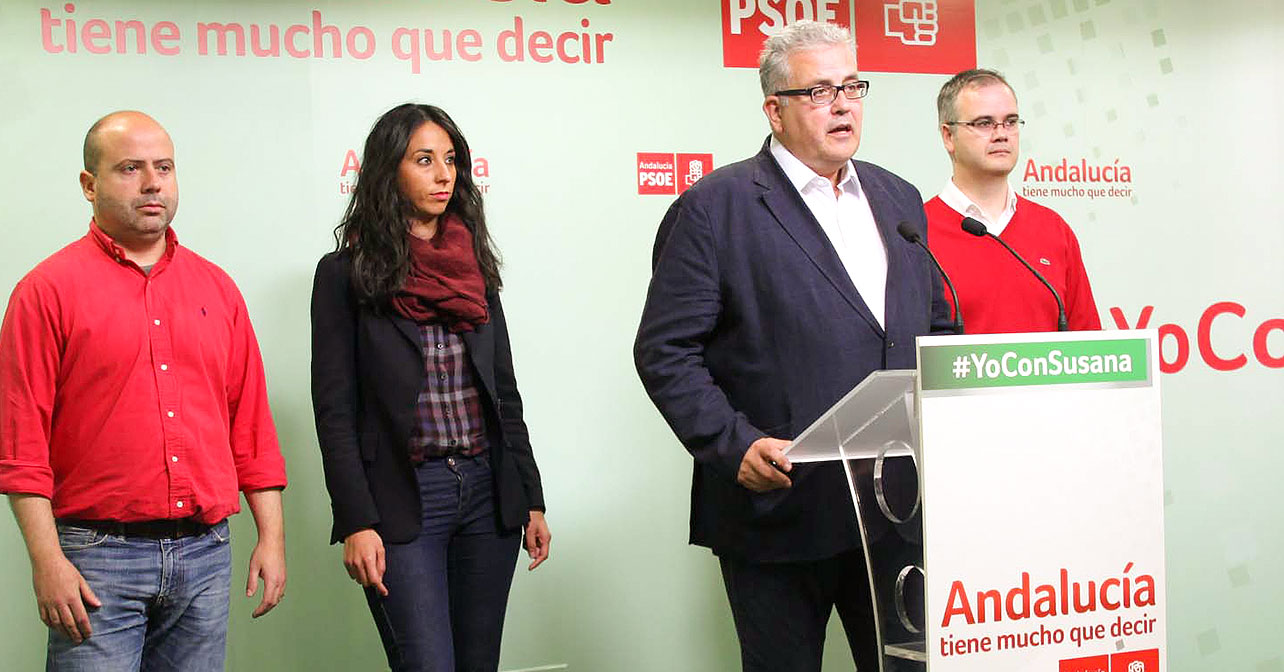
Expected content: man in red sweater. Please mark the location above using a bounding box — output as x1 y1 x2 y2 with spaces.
925 69 1101 333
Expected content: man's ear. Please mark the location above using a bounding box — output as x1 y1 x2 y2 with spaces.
763 96 784 136
79 170 96 204
940 125 956 157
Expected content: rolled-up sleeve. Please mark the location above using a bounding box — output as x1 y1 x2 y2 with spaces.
0 276 61 498
225 287 288 493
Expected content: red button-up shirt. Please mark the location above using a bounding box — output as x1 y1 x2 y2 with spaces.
0 222 287 523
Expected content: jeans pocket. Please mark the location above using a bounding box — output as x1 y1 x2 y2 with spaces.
57 525 109 550
208 520 232 544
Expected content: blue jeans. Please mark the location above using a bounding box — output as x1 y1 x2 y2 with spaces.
47 520 232 672
366 454 521 672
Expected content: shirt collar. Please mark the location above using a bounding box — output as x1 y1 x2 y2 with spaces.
938 178 1017 223
769 136 861 197
89 218 179 269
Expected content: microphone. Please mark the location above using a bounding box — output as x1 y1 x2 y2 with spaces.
959 217 1068 331
897 221 963 335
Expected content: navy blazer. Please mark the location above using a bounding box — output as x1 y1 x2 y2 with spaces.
634 139 952 563
311 250 544 545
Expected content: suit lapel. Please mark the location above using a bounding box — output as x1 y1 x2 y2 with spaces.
390 314 421 349
390 299 498 404
462 318 497 403
754 148 884 336
855 161 910 336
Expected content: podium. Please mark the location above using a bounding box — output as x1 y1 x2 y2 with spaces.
785 330 1168 671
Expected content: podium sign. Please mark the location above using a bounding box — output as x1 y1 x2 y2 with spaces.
917 330 1167 672
782 330 1167 672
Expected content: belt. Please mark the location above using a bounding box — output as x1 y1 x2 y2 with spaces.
58 517 215 540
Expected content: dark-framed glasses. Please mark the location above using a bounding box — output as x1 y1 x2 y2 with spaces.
773 80 871 105
945 116 1026 133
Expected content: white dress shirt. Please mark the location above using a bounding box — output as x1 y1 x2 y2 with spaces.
937 178 1018 235
769 137 887 328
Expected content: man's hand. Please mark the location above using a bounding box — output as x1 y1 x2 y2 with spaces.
343 528 387 596
737 437 793 492
243 488 286 618
523 511 551 571
246 538 286 618
9 494 101 643
32 552 101 644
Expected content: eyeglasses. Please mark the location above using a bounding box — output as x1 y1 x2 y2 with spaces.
773 80 871 105
945 117 1026 133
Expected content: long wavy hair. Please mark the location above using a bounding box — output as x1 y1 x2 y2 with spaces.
334 103 501 307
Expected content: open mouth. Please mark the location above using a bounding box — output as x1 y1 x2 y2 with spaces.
828 123 854 136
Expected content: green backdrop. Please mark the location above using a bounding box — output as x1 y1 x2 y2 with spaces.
1 1 1280 669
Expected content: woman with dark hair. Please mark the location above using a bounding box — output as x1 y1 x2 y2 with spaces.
310 103 551 671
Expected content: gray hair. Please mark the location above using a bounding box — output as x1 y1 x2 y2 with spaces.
758 21 857 97
936 69 1016 127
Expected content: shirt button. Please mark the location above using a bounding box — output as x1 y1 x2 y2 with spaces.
167 411 175 418
171 456 179 462
153 319 161 326
176 500 184 508
439 374 447 381
436 343 445 350
160 364 168 371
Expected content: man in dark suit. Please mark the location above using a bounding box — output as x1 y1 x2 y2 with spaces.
634 21 952 672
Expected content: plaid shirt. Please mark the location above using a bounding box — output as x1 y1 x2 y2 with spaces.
408 323 488 461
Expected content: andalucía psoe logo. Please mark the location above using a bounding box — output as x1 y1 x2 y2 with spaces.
720 0 975 74
637 152 713 195
1059 649 1159 672
1059 654 1109 672
1111 648 1159 672
918 339 1150 391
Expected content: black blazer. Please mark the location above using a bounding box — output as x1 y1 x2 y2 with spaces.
311 249 544 545
634 139 953 563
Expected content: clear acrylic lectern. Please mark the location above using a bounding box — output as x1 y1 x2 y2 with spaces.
785 369 926 672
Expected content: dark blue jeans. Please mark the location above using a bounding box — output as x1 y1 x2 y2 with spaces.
47 520 232 672
366 454 521 672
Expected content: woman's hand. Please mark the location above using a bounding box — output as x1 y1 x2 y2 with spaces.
343 528 388 596
523 511 551 571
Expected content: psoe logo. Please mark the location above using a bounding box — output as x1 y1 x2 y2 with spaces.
1111 648 1159 672
721 0 851 68
338 149 491 195
637 152 713 196
884 0 938 46
1058 654 1108 672
719 0 975 74
854 0 974 73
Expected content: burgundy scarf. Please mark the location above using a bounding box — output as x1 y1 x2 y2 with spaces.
391 215 490 332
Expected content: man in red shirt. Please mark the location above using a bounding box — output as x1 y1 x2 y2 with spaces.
0 111 288 670
925 69 1101 333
